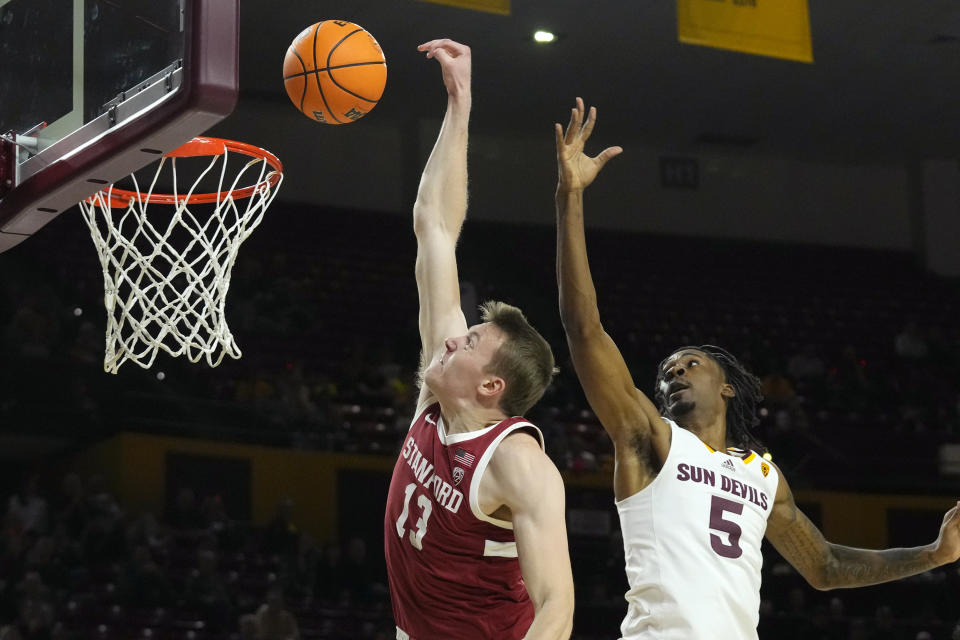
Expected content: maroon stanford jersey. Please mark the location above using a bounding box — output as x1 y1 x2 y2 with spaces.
384 403 543 639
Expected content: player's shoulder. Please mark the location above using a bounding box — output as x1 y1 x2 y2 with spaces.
484 428 562 511
494 417 546 456
488 427 558 484
762 456 785 479
498 427 544 454
761 458 790 503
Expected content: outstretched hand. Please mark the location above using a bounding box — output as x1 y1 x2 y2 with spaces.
418 39 471 98
555 97 622 192
933 501 960 565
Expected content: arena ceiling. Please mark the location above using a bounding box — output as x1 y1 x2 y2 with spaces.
240 1 960 162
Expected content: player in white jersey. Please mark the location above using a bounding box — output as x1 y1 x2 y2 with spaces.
553 97 960 639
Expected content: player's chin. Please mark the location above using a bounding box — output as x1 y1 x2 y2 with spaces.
422 363 442 389
669 399 696 417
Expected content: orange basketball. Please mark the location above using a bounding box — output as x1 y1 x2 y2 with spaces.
283 21 387 125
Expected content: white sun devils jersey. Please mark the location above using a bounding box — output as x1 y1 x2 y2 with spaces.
616 418 780 640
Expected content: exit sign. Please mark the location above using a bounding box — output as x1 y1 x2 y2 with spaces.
660 156 699 189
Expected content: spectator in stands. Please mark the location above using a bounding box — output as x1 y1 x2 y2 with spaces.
6 478 47 536
201 496 240 552
847 618 869 640
22 537 59 589
262 499 299 560
47 524 80 590
787 343 826 383
761 370 797 408
780 586 816 638
126 512 169 559
275 361 322 426
15 572 53 640
826 596 846 629
233 368 277 409
2 296 56 361
807 603 840 640
183 549 231 626
0 626 22 640
873 603 896 640
315 542 344 603
342 537 377 603
54 475 89 539
238 613 258 640
895 321 929 360
165 488 206 542
80 504 124 565
119 545 175 608
67 321 100 367
826 344 873 408
85 476 121 520
285 533 319 599
253 586 299 640
0 516 26 605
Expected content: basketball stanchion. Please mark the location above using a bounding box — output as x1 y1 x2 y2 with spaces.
78 137 283 373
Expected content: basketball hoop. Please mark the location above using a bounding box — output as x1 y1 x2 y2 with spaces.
78 137 284 373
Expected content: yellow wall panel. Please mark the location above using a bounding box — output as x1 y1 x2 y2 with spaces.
677 0 813 63
69 434 951 549
418 0 510 16
69 433 394 543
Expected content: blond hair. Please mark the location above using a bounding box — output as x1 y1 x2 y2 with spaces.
480 300 556 416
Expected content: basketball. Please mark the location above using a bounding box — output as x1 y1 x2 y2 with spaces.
283 20 387 125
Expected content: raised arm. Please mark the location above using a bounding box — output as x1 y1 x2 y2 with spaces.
766 466 960 590
413 39 472 410
555 99 667 498
482 433 574 639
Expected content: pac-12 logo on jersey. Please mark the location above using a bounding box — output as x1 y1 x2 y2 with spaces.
761 462 770 477
452 466 465 486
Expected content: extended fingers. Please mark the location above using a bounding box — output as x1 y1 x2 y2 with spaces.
418 38 452 52
595 145 623 167
942 503 960 526
580 106 598 140
562 110 576 146
418 38 470 58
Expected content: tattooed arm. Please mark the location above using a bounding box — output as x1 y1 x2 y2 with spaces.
765 466 960 590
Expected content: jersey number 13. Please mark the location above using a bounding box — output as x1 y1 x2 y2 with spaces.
395 483 433 550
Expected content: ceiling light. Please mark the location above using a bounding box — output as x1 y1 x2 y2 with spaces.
533 30 555 43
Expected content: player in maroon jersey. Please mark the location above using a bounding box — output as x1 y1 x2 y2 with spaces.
383 39 574 640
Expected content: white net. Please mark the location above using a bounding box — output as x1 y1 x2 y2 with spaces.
78 141 283 373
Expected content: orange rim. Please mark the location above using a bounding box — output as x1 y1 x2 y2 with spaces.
93 137 283 208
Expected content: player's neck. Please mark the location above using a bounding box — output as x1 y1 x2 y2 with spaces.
437 399 507 435
680 413 728 451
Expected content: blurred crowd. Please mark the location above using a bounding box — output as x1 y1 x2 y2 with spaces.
0 473 391 639
1 206 959 637
3 210 959 492
2 471 959 639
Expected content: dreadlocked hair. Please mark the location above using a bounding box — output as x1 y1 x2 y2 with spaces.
654 344 765 453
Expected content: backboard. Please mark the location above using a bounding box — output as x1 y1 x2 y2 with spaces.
0 0 239 252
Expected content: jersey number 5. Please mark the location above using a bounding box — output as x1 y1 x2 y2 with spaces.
395 483 433 550
709 495 744 558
